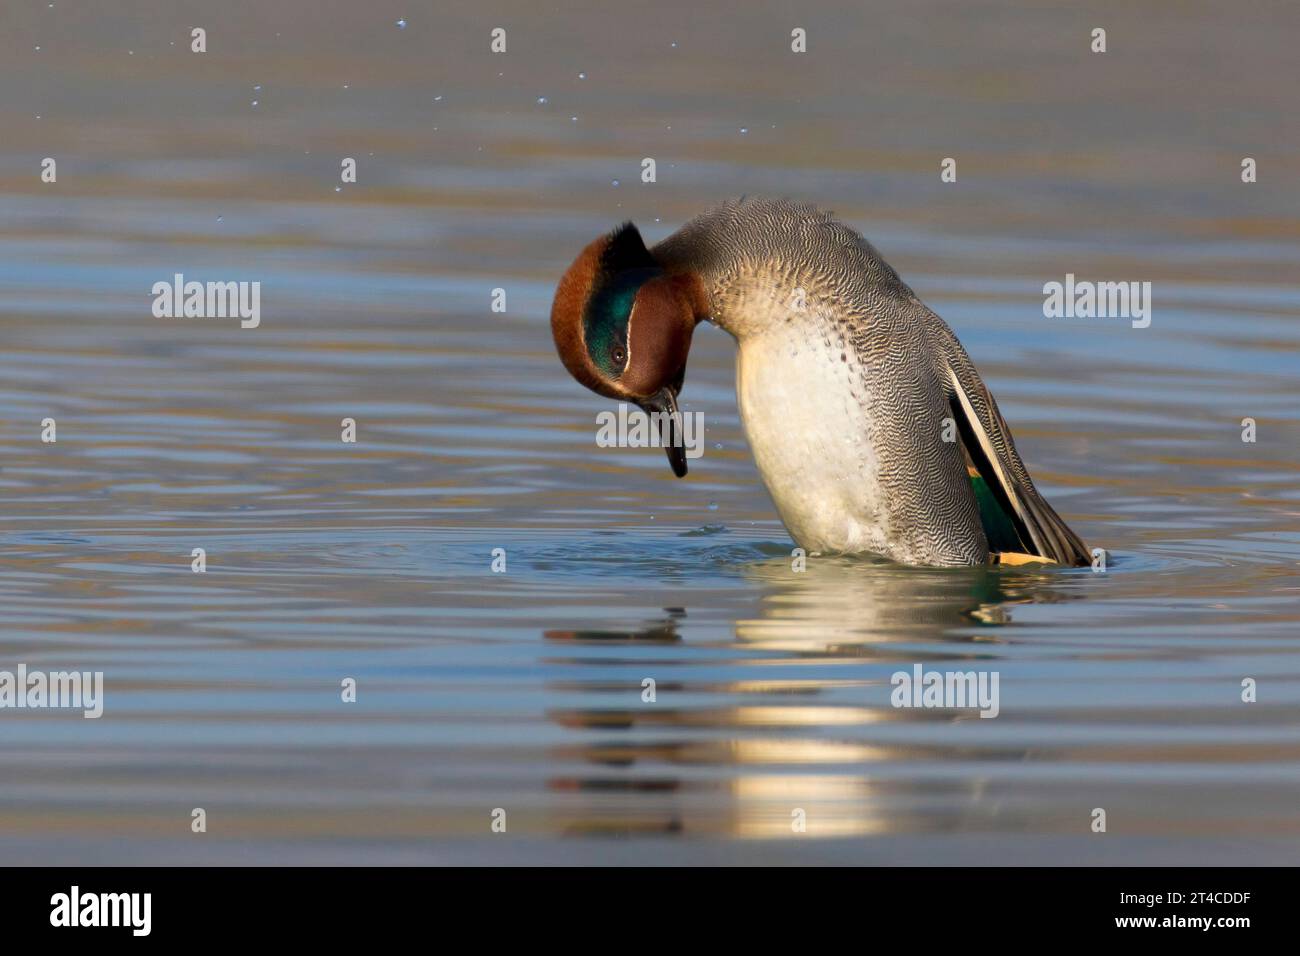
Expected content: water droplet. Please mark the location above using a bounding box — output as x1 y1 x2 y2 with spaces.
714 442 723 450
671 41 678 48
253 84 262 92
708 501 719 511
570 115 578 122
395 18 408 30
739 127 748 134
578 72 586 79
216 216 224 223
536 96 548 104
334 186 342 193
250 100 259 107
433 94 443 101
611 179 620 186
34 46 41 52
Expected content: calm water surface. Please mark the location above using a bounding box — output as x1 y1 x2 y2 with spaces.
1 1 1298 864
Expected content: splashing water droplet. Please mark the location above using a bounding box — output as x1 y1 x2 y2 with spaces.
536 96 548 104
395 18 407 30
708 501 719 512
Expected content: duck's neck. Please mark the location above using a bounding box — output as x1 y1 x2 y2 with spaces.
654 235 821 343
652 206 759 339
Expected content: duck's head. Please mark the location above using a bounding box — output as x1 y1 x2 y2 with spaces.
550 222 706 477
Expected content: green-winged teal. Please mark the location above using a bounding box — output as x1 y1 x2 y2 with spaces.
550 198 1089 568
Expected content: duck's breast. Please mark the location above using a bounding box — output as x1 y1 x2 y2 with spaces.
734 324 896 556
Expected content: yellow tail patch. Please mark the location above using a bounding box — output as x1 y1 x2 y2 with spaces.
991 552 1053 567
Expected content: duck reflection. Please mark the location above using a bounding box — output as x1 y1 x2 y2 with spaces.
543 557 1079 838
543 609 684 646
733 554 1069 652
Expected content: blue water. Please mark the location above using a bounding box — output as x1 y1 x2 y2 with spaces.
1 0 1298 864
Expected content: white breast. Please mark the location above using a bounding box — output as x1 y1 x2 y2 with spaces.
734 324 897 557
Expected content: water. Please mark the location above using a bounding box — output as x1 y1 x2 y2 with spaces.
1 1 1298 864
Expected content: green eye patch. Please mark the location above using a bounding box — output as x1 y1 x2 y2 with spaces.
584 266 661 377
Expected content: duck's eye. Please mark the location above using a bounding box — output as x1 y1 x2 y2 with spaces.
611 345 627 368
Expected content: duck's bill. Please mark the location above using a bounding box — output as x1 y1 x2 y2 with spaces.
637 386 688 478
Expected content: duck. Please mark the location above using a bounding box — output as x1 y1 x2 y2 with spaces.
550 197 1090 569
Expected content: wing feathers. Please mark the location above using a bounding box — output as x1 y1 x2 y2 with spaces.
946 367 1090 566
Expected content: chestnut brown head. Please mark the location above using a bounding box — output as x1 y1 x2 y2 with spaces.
550 223 704 476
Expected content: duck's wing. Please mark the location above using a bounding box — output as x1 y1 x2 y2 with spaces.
924 307 1091 567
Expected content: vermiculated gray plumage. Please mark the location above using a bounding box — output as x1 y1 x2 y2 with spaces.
653 198 1088 567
